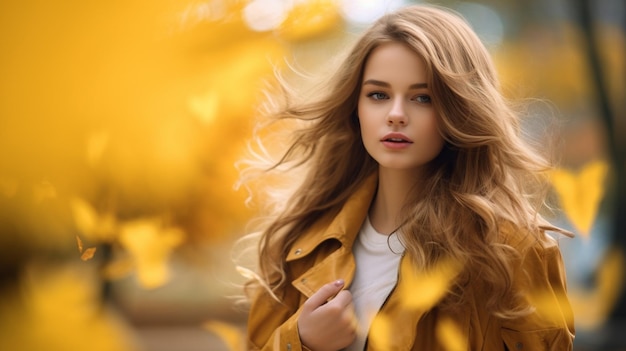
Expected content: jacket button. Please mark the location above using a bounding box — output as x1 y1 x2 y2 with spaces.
294 249 302 255
286 343 292 350
515 342 523 350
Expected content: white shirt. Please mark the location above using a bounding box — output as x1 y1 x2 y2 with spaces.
347 217 405 351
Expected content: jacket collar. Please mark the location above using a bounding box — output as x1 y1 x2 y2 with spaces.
286 173 378 262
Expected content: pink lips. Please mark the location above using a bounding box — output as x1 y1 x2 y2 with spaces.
381 132 413 149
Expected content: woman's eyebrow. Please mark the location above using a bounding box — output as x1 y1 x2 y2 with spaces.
409 82 428 89
362 79 428 89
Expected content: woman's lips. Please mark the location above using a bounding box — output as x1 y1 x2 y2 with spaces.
381 133 413 149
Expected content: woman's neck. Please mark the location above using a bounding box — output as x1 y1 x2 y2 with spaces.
369 168 422 235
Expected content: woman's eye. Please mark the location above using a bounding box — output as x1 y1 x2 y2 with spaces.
413 95 432 104
367 92 388 100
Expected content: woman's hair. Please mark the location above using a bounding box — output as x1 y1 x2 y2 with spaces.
238 5 568 318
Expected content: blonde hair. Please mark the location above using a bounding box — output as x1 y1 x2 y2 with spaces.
238 5 569 318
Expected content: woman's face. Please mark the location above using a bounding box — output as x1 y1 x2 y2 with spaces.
358 42 445 175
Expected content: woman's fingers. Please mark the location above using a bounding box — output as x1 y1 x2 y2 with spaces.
302 279 345 312
298 279 357 351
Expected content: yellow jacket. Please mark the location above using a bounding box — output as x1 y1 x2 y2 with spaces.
247 175 575 350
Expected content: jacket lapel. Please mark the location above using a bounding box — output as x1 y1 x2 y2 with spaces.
287 174 378 298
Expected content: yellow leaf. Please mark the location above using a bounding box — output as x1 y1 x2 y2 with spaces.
80 247 97 261
597 247 625 313
76 235 97 261
368 314 391 350
399 258 461 310
527 289 570 327
0 263 138 351
203 320 245 351
71 198 117 242
436 317 467 351
567 247 625 329
550 160 609 236
119 218 184 288
76 235 84 253
72 198 98 235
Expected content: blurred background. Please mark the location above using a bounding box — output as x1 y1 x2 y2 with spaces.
0 0 624 350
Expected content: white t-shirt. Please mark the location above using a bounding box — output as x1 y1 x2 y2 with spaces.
347 217 405 351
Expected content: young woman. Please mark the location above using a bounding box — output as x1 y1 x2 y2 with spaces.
238 4 575 350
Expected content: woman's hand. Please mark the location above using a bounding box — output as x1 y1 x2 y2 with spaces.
297 279 357 351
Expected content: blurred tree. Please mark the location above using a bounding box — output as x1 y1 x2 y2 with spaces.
575 0 626 349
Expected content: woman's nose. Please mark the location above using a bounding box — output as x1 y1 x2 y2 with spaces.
386 100 408 125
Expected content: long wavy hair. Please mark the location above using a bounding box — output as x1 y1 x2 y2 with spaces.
237 5 569 318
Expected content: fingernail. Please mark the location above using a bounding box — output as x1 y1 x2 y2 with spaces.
334 279 344 287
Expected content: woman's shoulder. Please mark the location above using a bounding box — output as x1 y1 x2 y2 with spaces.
495 221 574 346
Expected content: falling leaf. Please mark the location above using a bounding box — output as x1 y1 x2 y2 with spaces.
569 247 625 329
596 248 625 313
436 317 467 351
368 314 392 350
0 263 138 351
80 247 97 261
76 235 84 253
76 235 97 261
550 160 609 236
527 288 572 327
119 218 185 288
72 199 98 235
71 198 117 242
399 258 461 310
204 320 245 351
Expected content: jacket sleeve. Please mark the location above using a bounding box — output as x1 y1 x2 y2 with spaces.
247 286 308 351
501 237 575 350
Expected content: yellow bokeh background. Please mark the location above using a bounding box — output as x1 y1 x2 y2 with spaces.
0 0 624 350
